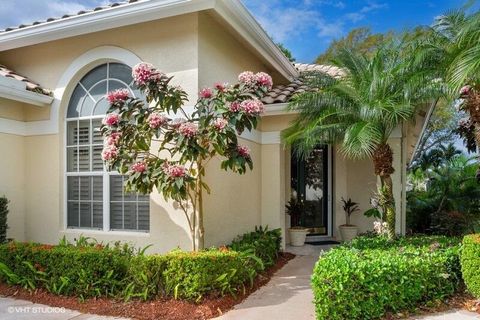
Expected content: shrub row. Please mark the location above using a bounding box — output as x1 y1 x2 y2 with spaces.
461 234 480 298
0 227 281 301
312 236 461 320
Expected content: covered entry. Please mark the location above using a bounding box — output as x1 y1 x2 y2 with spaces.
290 145 332 237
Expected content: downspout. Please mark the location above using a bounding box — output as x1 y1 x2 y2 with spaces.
409 99 439 166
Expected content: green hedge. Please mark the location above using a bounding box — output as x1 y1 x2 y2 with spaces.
0 197 8 244
461 234 480 298
0 227 281 301
312 236 461 320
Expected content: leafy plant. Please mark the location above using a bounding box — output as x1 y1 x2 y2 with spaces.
283 41 441 239
285 197 305 227
312 235 461 320
340 197 359 226
0 196 8 243
407 154 480 235
101 64 273 251
460 234 480 298
0 227 281 302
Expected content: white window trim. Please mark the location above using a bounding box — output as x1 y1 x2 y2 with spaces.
61 49 149 235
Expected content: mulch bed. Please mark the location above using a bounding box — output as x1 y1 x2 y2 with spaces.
0 252 295 320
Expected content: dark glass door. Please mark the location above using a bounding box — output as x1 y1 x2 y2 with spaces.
291 146 329 235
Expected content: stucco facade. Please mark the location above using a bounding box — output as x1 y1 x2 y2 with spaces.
0 1 412 253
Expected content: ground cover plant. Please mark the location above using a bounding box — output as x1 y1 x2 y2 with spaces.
311 235 461 320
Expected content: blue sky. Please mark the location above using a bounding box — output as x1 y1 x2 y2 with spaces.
0 0 478 63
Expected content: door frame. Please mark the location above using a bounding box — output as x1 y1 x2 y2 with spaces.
289 145 333 238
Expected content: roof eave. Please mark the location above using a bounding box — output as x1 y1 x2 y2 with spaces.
0 77 53 107
0 0 298 80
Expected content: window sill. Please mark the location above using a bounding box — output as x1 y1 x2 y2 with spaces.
61 229 150 238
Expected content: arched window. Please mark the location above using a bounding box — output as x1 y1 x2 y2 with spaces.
65 62 149 231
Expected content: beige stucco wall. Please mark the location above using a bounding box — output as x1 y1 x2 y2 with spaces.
0 12 291 252
0 11 409 251
0 14 201 252
260 114 406 240
0 133 25 241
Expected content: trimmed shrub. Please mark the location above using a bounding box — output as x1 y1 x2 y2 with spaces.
0 197 8 243
0 242 131 299
0 227 282 301
229 226 282 269
312 236 461 320
461 234 480 298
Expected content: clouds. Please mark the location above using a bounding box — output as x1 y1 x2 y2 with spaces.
345 1 388 22
0 0 107 29
243 0 387 44
243 0 345 43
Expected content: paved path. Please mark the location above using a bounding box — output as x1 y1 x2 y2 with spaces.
410 310 480 319
0 297 127 320
216 244 332 320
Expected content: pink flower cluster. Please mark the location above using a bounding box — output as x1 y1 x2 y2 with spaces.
199 87 213 99
171 118 186 129
178 122 198 138
102 113 120 127
214 82 227 92
101 145 118 161
229 101 241 112
131 161 147 173
460 85 472 96
238 71 273 90
132 62 162 86
240 99 265 115
237 145 250 158
106 89 130 104
105 132 121 146
148 113 168 129
163 163 187 178
255 72 273 89
213 118 228 131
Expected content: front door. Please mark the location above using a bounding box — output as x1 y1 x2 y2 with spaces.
291 145 330 236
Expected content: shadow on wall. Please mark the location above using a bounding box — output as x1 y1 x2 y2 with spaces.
58 196 192 254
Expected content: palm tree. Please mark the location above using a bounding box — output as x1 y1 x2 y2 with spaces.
282 43 440 239
409 9 480 176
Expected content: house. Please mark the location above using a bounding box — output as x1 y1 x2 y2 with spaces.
0 0 426 252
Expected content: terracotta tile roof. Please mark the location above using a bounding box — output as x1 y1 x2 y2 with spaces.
262 63 344 105
0 65 52 96
0 0 141 33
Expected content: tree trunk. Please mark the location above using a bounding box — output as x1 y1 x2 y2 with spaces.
196 161 205 251
373 143 396 239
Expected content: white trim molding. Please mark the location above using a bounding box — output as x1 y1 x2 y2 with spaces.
263 103 298 116
0 76 53 107
0 0 298 81
0 46 142 136
240 130 281 145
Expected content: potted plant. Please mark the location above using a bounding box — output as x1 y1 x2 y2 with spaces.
339 197 360 242
286 197 309 246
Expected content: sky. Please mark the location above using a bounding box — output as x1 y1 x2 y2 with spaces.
0 0 478 63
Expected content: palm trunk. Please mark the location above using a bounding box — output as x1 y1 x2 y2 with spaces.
373 143 396 239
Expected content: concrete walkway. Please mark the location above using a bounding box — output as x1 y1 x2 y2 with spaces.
0 297 127 320
216 244 333 320
411 310 480 319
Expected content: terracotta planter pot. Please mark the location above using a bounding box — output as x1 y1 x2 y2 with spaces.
289 228 309 246
339 225 358 242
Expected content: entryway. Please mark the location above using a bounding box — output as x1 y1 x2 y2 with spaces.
290 145 332 240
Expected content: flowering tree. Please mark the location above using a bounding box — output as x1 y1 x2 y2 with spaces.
101 63 272 251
